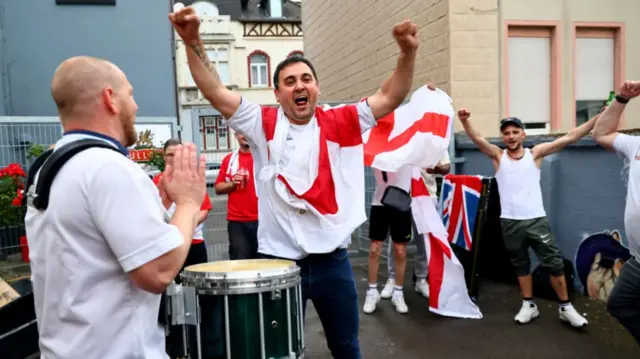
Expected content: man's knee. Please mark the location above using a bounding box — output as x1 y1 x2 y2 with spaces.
546 257 565 277
393 243 407 258
369 240 383 257
607 290 626 319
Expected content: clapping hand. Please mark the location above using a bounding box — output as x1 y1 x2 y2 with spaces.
162 143 207 210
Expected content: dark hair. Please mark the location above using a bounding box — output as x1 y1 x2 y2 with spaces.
273 55 319 90
163 138 182 153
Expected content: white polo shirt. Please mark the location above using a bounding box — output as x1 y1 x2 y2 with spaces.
24 132 183 359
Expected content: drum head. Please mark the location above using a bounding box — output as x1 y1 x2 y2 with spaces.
181 259 301 294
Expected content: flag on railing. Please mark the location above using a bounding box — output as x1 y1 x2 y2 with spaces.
440 175 483 251
411 169 482 319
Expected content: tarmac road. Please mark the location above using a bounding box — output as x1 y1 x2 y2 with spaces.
302 257 640 359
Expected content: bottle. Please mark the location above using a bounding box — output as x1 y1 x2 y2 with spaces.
606 90 616 106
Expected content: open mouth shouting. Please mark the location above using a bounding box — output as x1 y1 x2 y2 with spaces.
294 94 309 109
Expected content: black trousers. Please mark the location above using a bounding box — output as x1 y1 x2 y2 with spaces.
227 220 259 260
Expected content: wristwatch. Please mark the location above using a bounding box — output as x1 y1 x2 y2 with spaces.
615 94 630 104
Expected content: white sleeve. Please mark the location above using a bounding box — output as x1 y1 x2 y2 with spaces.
89 157 183 273
224 97 264 148
356 100 376 133
438 151 451 166
613 133 640 160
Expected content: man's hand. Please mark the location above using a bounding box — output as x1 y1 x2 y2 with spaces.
426 82 436 91
169 4 201 44
458 108 471 122
618 80 640 100
163 143 207 210
392 20 419 54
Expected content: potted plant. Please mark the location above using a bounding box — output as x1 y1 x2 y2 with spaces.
0 163 27 259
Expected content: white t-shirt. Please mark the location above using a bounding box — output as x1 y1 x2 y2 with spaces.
24 133 183 359
167 202 204 240
225 98 376 259
613 134 640 262
371 167 413 206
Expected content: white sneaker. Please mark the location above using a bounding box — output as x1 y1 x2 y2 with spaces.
559 304 588 328
363 289 381 314
392 292 409 314
414 279 429 298
380 279 395 299
514 301 539 324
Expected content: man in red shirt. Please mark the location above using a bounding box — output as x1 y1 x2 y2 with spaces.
214 133 259 259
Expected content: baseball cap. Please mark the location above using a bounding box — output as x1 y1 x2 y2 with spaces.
500 117 524 131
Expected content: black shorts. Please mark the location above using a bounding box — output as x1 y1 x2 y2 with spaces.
368 205 412 243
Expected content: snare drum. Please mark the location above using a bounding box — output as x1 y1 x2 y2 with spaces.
180 259 305 359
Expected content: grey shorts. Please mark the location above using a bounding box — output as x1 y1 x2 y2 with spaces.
500 217 564 277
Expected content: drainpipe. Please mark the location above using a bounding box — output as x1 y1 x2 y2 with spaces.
169 0 182 140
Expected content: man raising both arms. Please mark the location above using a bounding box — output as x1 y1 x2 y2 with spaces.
170 5 418 358
458 108 597 328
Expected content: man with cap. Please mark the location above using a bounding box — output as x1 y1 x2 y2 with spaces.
457 108 598 328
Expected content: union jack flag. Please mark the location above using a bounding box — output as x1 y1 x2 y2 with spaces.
440 175 483 251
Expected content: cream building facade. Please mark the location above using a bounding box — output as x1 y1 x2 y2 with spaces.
302 0 640 137
175 0 303 162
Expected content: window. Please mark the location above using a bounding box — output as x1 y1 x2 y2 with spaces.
185 46 230 87
207 47 230 85
201 116 230 150
574 25 623 127
249 52 270 87
504 23 559 134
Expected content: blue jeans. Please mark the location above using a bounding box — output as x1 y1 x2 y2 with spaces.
260 248 361 359
607 257 640 345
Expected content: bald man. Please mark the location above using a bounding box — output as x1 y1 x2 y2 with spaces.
24 56 207 359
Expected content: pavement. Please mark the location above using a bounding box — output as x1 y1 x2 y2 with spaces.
302 257 640 359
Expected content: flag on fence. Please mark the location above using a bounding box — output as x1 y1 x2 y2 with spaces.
360 85 481 319
362 86 453 171
440 175 483 251
411 169 483 319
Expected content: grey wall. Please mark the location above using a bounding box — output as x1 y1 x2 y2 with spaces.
455 133 629 291
0 0 177 117
0 7 6 117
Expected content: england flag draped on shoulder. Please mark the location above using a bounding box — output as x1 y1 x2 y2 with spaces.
363 85 483 319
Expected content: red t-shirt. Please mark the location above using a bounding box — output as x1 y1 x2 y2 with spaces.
152 173 212 243
215 151 258 222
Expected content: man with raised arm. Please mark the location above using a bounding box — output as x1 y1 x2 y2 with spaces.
169 5 418 357
458 108 597 328
592 80 640 344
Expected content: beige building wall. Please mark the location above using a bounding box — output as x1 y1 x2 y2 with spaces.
303 0 451 101
303 0 640 137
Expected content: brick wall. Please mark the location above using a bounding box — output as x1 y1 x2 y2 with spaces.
303 0 451 102
449 0 501 136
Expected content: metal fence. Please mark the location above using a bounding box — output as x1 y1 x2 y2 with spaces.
0 118 412 284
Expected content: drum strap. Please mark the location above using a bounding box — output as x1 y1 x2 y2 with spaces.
26 139 122 210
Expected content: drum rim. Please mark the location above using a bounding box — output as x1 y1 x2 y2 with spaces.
181 259 301 282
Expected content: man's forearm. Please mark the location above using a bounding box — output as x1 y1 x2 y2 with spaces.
567 113 598 140
379 50 416 108
594 101 626 137
214 182 235 195
461 121 482 143
186 38 224 101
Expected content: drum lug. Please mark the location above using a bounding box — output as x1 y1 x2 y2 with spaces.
166 282 199 326
271 288 282 300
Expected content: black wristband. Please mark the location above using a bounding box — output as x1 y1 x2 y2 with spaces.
615 95 629 104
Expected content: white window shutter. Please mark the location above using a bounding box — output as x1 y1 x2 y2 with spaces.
576 38 614 101
508 37 551 124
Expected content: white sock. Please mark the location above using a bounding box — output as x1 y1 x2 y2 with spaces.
368 283 377 291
